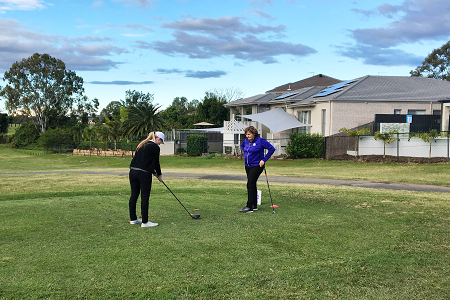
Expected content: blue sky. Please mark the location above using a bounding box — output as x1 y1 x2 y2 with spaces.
1 0 449 113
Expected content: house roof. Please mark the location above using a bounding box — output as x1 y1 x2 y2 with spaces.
226 75 450 109
224 93 277 107
308 75 450 102
266 74 342 93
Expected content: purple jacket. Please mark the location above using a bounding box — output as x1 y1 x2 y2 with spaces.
240 136 276 167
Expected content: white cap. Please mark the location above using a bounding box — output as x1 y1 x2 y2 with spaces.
155 132 165 144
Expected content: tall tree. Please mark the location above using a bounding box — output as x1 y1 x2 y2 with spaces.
195 92 228 126
104 115 123 150
208 87 244 102
100 101 122 120
96 125 111 150
71 122 87 144
122 90 154 107
0 53 87 133
122 102 163 138
410 41 450 80
160 97 194 130
83 126 97 149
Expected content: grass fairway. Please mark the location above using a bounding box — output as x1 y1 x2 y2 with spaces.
1 167 450 298
1 145 450 298
2 144 450 186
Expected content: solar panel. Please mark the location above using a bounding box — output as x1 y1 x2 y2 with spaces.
273 92 299 100
313 79 358 97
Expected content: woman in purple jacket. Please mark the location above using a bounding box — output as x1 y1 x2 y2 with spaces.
238 126 275 213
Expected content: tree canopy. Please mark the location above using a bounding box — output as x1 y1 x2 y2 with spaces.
121 90 154 108
410 41 450 81
160 97 199 129
0 53 90 133
208 87 244 102
122 102 163 138
195 92 228 126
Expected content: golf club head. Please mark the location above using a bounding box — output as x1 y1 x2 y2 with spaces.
272 211 276 214
191 214 201 219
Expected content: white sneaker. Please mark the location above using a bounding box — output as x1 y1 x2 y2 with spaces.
130 218 142 224
141 221 158 227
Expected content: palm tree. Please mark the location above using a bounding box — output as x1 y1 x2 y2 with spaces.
71 122 86 145
104 116 123 150
122 102 163 138
83 126 97 149
96 125 111 150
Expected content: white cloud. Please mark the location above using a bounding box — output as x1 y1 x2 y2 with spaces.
91 1 104 8
0 0 45 12
342 0 450 67
139 16 316 64
351 0 450 47
0 18 127 71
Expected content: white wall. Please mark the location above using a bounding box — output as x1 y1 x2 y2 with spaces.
290 101 441 136
159 142 175 155
356 136 449 158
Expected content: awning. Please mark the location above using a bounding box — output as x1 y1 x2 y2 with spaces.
193 122 215 126
242 108 310 133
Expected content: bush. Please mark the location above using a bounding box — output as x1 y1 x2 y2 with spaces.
0 113 9 134
286 133 324 159
9 123 40 148
38 128 74 149
186 134 208 156
175 147 186 155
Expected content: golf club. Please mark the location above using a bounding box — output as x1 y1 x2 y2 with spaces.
160 179 201 219
263 166 276 214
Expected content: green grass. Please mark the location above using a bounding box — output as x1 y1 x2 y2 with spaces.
2 144 450 186
7 125 19 136
1 146 450 299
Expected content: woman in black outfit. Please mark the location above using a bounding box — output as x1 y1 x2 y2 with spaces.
128 132 165 227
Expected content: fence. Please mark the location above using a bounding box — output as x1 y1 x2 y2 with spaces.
43 142 137 157
325 132 450 162
37 131 450 162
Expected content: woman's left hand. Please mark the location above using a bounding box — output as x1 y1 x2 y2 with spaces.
259 160 265 167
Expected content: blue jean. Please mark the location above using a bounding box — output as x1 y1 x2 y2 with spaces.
129 169 153 223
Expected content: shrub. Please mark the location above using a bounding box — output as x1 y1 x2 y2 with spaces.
286 133 324 159
38 128 74 150
0 113 9 134
9 123 40 148
175 147 186 155
186 134 208 156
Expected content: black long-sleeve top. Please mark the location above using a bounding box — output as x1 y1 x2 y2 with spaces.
129 141 162 175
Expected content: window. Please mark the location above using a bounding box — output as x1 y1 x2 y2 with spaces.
257 105 270 113
433 110 441 115
394 109 401 114
407 110 426 115
321 109 326 136
297 110 311 134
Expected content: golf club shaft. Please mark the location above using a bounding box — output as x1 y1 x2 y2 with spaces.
160 180 193 217
264 166 275 212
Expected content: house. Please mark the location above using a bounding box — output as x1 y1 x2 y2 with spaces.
223 74 450 155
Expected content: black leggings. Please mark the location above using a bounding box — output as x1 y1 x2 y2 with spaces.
245 165 264 208
129 169 153 223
